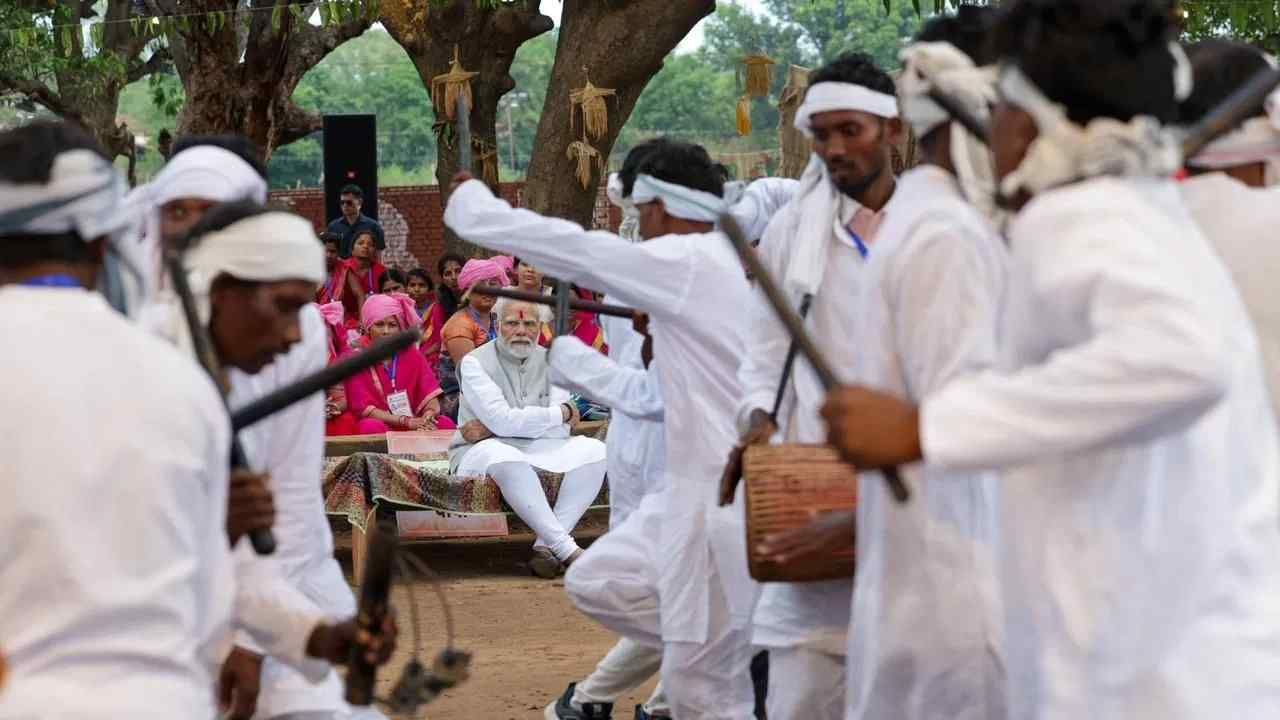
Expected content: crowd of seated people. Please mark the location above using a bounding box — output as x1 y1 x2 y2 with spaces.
315 235 610 438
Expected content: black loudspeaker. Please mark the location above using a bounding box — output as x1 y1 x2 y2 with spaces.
323 114 378 224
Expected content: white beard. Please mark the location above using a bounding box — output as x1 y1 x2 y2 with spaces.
499 336 535 360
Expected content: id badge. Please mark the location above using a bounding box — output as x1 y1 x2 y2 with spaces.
387 390 412 418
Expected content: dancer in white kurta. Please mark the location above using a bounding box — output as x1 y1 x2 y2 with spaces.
147 204 397 719
1179 39 1280 428
836 30 1007 720
446 142 761 719
822 5 1280 716
450 296 607 575
727 52 903 718
545 326 670 719
0 125 235 719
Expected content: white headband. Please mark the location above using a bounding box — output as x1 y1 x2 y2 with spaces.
1189 87 1280 169
631 174 725 224
897 42 996 139
186 211 325 292
0 149 134 244
996 64 1180 197
149 145 268 207
796 81 899 138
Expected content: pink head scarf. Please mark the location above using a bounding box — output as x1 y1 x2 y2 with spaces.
457 258 511 294
361 292 420 331
491 255 515 277
316 301 345 327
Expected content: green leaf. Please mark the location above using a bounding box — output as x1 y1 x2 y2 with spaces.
366 0 381 23
883 0 891 13
912 0 921 15
90 20 104 47
61 25 73 52
320 2 333 25
272 3 282 32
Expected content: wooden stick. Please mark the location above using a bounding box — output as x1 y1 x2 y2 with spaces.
1181 66 1280 160
718 213 911 504
470 285 637 319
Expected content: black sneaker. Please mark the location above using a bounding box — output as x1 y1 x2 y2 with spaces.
634 705 672 719
544 682 614 719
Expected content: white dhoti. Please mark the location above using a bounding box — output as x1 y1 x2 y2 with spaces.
567 494 756 720
458 437 606 561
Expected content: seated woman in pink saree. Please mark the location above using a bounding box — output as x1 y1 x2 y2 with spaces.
345 293 456 434
318 302 361 436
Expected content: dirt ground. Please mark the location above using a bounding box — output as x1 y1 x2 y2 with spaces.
336 530 659 720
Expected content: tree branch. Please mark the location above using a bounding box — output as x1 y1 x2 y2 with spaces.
275 97 323 147
286 8 373 79
0 71 71 118
127 46 173 83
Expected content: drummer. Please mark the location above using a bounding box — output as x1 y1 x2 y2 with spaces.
718 50 909 718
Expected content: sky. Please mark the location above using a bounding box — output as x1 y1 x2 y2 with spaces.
538 0 772 52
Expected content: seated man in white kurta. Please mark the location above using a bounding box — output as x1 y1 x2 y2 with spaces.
449 296 607 578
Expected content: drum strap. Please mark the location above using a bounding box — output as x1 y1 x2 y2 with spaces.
768 293 813 422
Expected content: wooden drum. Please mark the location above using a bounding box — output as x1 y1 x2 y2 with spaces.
743 443 858 583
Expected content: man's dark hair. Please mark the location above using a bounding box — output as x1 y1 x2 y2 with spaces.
0 121 108 268
381 267 407 292
915 5 998 65
992 0 1181 125
171 134 269 181
407 266 434 290
1181 39 1271 124
809 52 896 97
340 184 364 199
620 138 675 197
319 230 342 247
435 251 467 317
633 140 728 199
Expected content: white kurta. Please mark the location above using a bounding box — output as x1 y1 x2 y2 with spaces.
0 287 232 718
453 353 606 477
550 330 666 525
845 166 1007 720
1179 173 1280 429
446 179 757 643
737 182 882 655
920 177 1280 718
228 305 361 718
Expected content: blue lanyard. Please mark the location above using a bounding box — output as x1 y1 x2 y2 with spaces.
847 225 870 259
388 354 399 390
21 274 81 288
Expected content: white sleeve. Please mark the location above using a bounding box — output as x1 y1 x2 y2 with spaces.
884 221 1005 398
734 209 801 434
459 354 565 437
232 547 329 681
444 180 696 320
728 178 801 243
549 336 665 421
194 381 236 675
920 218 1229 470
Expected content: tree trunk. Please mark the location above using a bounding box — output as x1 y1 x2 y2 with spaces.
522 0 715 225
381 0 552 254
2 0 161 165
169 0 371 162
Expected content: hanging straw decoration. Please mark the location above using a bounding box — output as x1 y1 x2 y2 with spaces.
570 70 617 141
736 95 754 137
740 54 777 99
431 45 478 121
567 139 605 190
475 138 500 187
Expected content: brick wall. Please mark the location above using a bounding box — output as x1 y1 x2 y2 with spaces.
270 183 619 273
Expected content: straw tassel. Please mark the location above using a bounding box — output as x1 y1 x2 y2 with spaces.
431 45 478 120
567 139 604 189
741 54 776 99
736 95 754 137
570 70 617 141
